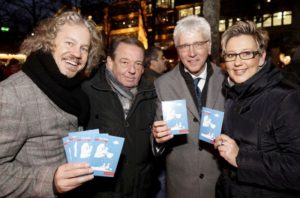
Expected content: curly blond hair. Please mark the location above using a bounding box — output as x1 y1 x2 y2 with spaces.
20 11 105 72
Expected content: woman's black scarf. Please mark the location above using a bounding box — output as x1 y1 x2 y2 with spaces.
22 51 90 126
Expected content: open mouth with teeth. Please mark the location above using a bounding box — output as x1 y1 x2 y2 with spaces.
65 59 80 66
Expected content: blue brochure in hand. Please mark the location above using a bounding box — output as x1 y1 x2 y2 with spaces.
162 99 189 135
89 135 124 177
199 107 224 144
66 129 99 163
62 129 124 177
62 136 73 162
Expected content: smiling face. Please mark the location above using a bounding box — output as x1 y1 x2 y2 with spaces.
176 32 211 76
224 35 266 84
107 42 144 89
52 23 91 78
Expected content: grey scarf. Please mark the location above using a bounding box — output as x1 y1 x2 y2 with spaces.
105 68 137 118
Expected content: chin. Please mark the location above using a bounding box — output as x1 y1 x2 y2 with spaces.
126 83 137 89
234 79 246 84
64 72 77 78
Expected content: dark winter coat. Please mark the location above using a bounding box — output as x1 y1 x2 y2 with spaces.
80 65 158 198
216 59 300 198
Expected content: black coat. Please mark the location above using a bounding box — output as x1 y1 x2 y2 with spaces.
217 59 300 198
80 65 158 198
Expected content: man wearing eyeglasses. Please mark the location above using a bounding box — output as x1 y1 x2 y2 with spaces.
151 15 225 198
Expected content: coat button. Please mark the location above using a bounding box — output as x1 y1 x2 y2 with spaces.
124 121 130 127
193 117 198 122
199 173 204 179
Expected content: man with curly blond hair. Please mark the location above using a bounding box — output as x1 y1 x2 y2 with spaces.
0 11 104 197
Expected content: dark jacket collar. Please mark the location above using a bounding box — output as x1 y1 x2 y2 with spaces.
223 58 282 100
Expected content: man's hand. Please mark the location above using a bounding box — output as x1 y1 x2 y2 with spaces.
54 163 94 194
152 120 173 143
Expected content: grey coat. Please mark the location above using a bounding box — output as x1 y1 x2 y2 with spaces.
154 62 225 198
0 71 80 198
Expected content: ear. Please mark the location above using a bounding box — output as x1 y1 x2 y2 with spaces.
106 56 113 71
259 51 267 66
149 60 157 70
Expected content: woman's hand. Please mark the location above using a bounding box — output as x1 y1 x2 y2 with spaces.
214 134 239 167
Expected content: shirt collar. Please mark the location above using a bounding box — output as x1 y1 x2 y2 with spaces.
184 62 208 80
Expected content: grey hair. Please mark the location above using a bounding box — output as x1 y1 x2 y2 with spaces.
173 15 211 46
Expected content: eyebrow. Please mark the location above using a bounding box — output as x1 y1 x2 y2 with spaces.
120 57 143 62
119 58 130 61
226 49 257 53
65 36 90 47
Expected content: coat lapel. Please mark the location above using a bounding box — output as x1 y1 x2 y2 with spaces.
206 65 224 109
171 66 200 120
48 98 78 128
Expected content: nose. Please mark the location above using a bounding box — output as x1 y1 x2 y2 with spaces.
71 46 82 58
233 55 243 66
188 45 196 57
128 64 136 74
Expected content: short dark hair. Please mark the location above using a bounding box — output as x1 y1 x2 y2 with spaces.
143 47 162 68
107 36 145 60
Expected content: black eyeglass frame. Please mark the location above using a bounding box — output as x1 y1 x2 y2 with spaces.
222 51 261 62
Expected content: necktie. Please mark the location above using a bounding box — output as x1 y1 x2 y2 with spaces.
193 78 202 113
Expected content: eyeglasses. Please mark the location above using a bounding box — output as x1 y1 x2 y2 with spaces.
176 40 209 52
223 51 260 62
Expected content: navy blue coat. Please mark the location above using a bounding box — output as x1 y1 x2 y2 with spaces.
217 59 300 198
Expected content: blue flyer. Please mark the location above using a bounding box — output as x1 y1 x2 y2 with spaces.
162 99 189 135
62 136 73 162
89 135 124 177
199 107 224 144
67 129 99 162
62 129 124 177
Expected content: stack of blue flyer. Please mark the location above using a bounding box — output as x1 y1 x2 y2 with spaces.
62 129 124 177
199 107 224 144
162 99 189 135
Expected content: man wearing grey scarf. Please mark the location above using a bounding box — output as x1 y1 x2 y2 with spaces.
81 37 159 198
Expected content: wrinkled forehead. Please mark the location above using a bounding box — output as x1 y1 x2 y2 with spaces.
114 43 144 60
